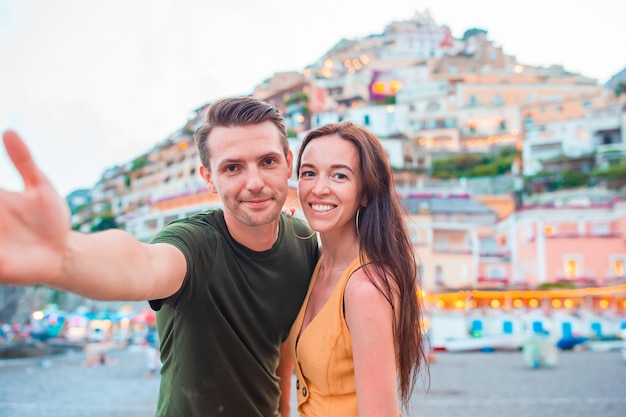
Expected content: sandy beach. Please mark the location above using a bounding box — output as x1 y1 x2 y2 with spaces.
0 345 625 417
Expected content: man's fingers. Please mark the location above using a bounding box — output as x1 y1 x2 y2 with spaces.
3 130 44 188
281 206 296 217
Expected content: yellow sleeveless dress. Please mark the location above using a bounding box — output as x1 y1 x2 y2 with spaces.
290 255 402 416
289 255 362 416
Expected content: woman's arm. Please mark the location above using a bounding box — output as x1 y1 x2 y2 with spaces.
345 269 399 417
276 340 293 417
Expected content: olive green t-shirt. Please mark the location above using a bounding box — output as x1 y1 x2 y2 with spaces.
149 210 318 417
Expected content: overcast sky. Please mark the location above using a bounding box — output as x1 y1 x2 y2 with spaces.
1 0 624 196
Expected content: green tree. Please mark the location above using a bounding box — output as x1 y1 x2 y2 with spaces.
462 28 488 41
470 164 498 177
593 164 626 189
562 170 590 188
90 215 119 232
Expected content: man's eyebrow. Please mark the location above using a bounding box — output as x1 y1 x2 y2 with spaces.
215 152 283 168
215 157 242 168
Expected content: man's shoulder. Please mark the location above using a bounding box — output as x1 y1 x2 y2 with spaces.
150 209 224 243
281 213 311 230
282 215 315 236
280 215 318 255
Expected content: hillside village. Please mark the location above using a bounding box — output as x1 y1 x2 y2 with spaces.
2 9 626 326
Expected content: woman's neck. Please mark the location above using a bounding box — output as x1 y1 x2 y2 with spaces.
318 230 360 270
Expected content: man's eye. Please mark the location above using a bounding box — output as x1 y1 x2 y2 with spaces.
225 165 238 173
263 158 277 166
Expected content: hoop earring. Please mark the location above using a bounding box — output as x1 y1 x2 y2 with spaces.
355 208 361 238
295 229 317 240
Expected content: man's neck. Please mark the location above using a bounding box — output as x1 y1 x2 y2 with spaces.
224 215 280 252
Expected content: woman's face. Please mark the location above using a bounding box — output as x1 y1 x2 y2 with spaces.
297 134 364 235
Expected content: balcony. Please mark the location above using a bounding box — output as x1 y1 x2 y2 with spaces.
433 246 472 255
479 251 510 261
477 276 510 287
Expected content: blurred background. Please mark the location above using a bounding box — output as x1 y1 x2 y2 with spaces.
1 1 625 416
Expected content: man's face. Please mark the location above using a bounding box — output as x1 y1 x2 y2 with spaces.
200 121 293 228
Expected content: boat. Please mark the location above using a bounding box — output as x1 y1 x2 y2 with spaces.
441 333 526 352
555 336 588 350
583 337 626 352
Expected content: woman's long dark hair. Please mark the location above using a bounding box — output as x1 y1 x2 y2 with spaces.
297 121 429 408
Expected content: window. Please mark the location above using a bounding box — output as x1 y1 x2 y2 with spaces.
531 142 562 153
435 265 444 285
565 259 577 278
563 255 582 279
480 237 498 254
426 101 440 111
611 256 625 278
615 259 624 277
434 235 449 252
592 222 611 236
487 266 506 279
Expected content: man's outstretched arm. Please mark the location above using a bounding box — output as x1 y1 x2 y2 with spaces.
0 130 185 301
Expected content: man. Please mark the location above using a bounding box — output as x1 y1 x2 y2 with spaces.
0 97 319 417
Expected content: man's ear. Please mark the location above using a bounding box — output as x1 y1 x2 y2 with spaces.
199 165 217 193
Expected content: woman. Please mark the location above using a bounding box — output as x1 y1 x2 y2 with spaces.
290 122 429 416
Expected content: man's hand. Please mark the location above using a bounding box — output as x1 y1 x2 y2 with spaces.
0 130 70 285
281 206 296 217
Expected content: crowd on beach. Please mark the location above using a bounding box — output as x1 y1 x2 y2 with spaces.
0 321 34 343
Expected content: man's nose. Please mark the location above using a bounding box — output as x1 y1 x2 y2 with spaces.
245 167 265 190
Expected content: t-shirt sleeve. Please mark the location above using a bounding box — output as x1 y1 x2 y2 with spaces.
147 219 213 311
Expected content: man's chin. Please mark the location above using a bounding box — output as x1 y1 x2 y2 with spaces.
240 209 281 227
